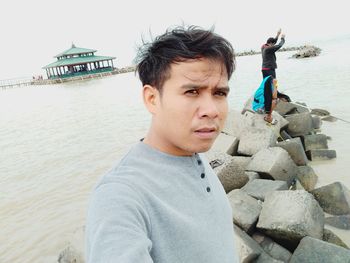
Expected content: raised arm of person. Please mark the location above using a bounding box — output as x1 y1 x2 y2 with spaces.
271 34 285 52
86 179 153 263
273 28 281 42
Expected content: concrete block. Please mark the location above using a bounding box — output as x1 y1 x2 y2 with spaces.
277 137 308 166
274 100 297 116
257 190 324 250
289 236 350 263
241 179 288 201
252 232 292 262
210 132 239 156
303 134 328 151
323 228 349 249
285 112 313 137
228 189 262 233
306 149 336 160
238 128 277 156
311 182 350 215
296 166 318 191
246 147 298 184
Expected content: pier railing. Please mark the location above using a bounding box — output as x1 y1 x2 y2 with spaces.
0 77 35 89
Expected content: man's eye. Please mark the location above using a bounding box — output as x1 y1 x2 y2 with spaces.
185 90 199 95
214 91 228 97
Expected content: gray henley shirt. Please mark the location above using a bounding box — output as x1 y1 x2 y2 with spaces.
86 142 237 263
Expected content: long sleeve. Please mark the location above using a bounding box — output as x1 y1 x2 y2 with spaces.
86 181 153 263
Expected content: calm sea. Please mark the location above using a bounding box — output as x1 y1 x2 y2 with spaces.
1 35 350 262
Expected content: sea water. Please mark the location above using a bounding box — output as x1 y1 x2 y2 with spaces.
0 35 349 262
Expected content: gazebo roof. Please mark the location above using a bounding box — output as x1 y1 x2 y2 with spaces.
54 44 97 58
43 55 116 69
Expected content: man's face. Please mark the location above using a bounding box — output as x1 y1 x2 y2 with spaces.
148 58 229 156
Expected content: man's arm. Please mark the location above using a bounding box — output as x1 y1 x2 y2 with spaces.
274 28 282 42
86 181 153 263
270 34 285 52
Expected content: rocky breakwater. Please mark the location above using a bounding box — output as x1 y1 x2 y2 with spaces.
292 45 321 59
57 99 349 263
236 45 321 58
205 99 350 262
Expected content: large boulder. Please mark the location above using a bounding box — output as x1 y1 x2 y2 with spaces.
206 151 251 192
237 127 277 156
289 236 350 263
311 182 350 215
292 45 321 58
233 225 283 263
296 165 318 191
323 228 349 249
276 137 308 166
227 189 262 233
241 179 288 201
274 101 297 116
252 232 292 262
257 190 324 250
303 134 328 151
306 149 337 161
285 112 313 137
246 147 298 185
210 132 239 155
325 214 350 230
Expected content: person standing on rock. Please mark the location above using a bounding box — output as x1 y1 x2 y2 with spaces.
261 28 285 79
85 25 238 263
261 29 291 102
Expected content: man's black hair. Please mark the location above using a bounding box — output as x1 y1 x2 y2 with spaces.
266 37 277 44
135 25 235 92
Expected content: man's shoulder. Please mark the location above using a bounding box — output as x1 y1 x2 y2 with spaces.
96 143 147 188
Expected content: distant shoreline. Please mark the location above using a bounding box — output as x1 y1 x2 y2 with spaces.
0 45 318 89
236 45 308 57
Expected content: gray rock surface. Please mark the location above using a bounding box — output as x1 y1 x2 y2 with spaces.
276 137 308 166
246 147 298 184
311 182 350 215
252 232 292 262
257 190 324 249
241 179 288 201
323 228 349 249
238 128 277 156
306 149 337 160
289 236 350 263
325 215 350 230
303 134 328 151
228 190 262 233
285 112 313 137
296 165 318 191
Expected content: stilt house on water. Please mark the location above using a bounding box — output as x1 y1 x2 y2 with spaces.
43 44 116 79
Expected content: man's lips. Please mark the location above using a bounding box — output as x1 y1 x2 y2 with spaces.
194 127 218 139
195 127 217 132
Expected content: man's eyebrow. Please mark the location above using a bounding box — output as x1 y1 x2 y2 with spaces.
180 84 230 91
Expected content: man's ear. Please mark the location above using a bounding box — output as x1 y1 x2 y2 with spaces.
143 84 159 114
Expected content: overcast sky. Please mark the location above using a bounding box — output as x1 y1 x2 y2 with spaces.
1 0 348 79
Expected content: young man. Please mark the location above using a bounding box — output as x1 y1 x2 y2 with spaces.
261 29 285 79
261 29 291 102
86 26 238 263
252 75 278 124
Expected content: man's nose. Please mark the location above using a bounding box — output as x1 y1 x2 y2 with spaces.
198 95 220 119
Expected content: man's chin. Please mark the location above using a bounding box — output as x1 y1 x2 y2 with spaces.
193 142 214 153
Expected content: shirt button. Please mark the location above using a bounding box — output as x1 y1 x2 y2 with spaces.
201 173 205 179
197 159 202 165
206 187 211 192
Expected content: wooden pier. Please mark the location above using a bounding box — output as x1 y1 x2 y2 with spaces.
0 77 34 89
0 67 135 89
